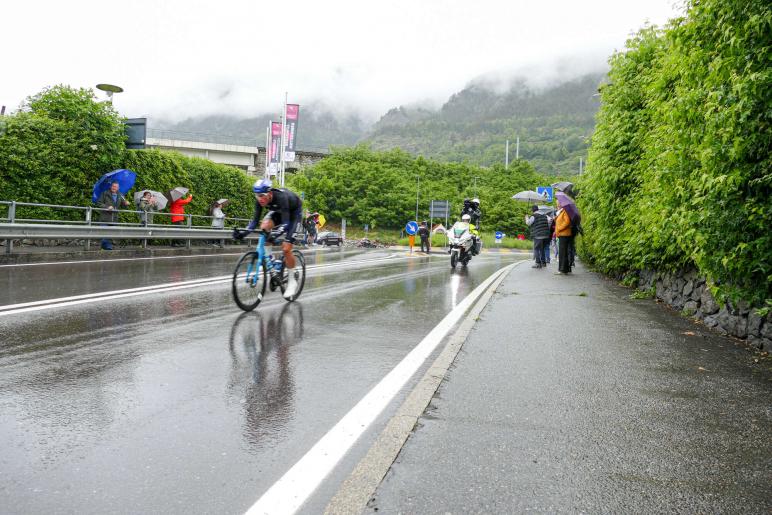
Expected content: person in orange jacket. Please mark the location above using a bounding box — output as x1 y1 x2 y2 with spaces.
170 193 192 246
555 206 572 274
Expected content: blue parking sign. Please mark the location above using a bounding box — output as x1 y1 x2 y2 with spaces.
537 186 553 202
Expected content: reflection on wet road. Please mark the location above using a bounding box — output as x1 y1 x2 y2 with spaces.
0 250 523 514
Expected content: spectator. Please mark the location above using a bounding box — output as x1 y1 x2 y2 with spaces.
170 192 193 247
525 205 550 269
210 201 226 248
138 191 158 226
304 212 319 245
555 205 573 274
96 181 130 250
418 221 431 253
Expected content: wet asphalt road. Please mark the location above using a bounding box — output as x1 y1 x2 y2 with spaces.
0 248 522 514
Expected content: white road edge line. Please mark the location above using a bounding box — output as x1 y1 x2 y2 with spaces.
244 262 516 515
0 254 403 316
0 247 371 268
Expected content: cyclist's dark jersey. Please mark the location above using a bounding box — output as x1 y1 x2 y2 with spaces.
247 188 303 235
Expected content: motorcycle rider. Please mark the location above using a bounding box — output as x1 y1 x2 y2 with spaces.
461 198 482 226
461 213 481 255
233 178 303 299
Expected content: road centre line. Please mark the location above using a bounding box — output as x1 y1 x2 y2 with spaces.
244 263 516 515
0 254 402 316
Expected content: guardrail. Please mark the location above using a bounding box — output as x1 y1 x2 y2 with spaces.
0 200 258 255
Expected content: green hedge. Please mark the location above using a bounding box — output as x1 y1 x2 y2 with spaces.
578 0 772 305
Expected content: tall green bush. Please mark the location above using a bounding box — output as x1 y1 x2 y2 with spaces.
0 85 256 224
287 145 554 235
579 0 772 305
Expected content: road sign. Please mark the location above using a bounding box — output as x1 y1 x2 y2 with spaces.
405 221 418 235
495 231 504 239
536 186 553 202
429 200 450 219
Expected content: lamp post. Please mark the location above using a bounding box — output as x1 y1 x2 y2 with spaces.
415 176 420 221
473 176 480 197
96 84 123 104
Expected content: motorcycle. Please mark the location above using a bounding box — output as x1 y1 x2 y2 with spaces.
448 221 475 269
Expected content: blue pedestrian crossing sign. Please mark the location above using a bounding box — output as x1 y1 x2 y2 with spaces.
495 231 504 240
537 186 553 202
405 221 419 235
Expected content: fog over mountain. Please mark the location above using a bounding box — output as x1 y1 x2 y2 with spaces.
157 59 607 174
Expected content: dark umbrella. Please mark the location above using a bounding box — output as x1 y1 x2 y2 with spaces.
92 169 136 203
556 191 580 221
552 181 575 197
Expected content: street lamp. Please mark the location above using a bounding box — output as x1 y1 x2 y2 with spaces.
96 83 123 104
473 176 480 197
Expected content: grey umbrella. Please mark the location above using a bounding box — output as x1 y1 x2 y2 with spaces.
168 186 190 202
551 181 574 197
133 190 168 210
512 190 548 203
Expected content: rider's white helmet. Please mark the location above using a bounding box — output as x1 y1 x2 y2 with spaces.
461 214 471 222
472 198 480 205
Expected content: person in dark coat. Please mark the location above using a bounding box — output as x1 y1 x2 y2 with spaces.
418 221 431 253
525 205 550 268
96 181 130 250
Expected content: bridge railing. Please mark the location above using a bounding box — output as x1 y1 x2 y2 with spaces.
0 200 256 255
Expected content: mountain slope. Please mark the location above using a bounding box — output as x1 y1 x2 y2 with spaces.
365 72 605 174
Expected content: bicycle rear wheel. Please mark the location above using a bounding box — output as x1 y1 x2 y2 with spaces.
232 251 267 311
280 250 306 301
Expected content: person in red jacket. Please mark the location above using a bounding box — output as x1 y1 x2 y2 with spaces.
170 193 192 246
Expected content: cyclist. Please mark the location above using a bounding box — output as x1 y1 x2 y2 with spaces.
234 178 303 299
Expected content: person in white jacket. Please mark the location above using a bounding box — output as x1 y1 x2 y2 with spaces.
210 201 226 247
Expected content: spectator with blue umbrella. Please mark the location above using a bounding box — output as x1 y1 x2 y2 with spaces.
93 169 136 250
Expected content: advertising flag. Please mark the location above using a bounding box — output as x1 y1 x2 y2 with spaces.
284 104 300 162
268 121 282 176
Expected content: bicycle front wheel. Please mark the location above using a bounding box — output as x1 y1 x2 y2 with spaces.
232 251 267 311
280 250 306 302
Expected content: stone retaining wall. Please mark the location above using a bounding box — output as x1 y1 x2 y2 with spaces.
637 269 771 350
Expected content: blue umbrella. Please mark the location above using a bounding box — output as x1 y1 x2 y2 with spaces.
92 169 137 203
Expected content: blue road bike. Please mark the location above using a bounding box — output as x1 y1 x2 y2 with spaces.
232 230 306 311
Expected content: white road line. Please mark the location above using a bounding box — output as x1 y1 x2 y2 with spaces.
0 254 403 316
244 263 515 515
0 247 365 268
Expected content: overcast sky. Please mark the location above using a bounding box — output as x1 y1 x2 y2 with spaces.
2 0 683 121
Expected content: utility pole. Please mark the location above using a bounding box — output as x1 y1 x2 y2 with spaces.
579 157 583 175
505 140 509 169
516 136 520 160
415 176 420 221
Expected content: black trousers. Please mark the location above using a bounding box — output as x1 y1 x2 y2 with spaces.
558 236 572 273
420 237 430 252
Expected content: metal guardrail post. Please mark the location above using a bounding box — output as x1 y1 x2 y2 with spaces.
85 207 91 251
186 214 192 249
5 201 15 255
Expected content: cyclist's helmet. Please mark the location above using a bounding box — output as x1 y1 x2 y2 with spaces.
472 198 480 205
253 178 272 199
461 214 471 222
